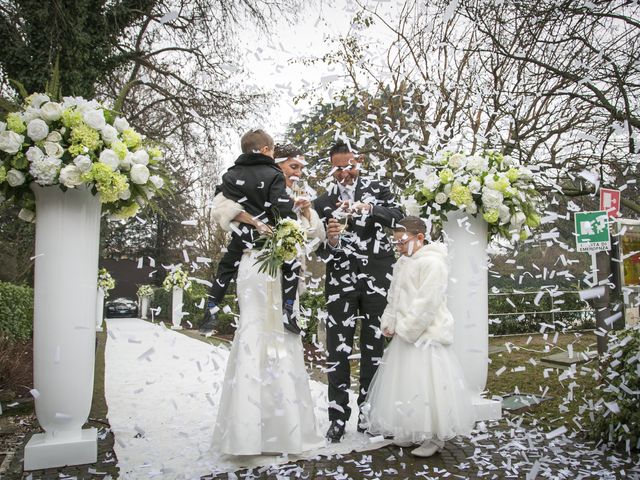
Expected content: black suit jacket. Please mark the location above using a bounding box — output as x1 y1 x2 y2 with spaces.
314 177 404 297
219 152 296 249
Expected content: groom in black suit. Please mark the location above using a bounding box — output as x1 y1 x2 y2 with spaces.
314 141 404 442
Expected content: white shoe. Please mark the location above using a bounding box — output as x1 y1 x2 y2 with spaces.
411 440 442 457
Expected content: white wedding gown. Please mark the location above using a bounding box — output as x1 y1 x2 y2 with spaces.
212 250 325 455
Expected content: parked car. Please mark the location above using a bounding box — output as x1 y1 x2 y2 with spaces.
105 297 138 318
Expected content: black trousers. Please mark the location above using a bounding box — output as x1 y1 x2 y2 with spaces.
208 236 299 309
325 277 387 423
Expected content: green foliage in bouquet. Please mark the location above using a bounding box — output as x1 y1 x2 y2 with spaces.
585 326 640 454
162 266 190 291
0 92 169 220
137 284 154 298
405 150 541 242
255 218 306 278
97 268 115 297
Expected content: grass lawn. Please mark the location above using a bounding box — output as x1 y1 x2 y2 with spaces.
486 331 599 431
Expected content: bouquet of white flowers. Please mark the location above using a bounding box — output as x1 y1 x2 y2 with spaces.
406 150 541 242
137 284 154 298
255 218 306 278
97 268 115 297
0 93 168 220
162 266 190 291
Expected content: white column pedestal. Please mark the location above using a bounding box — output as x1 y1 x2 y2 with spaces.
443 210 502 421
171 287 183 330
24 428 97 470
25 184 100 470
140 296 149 320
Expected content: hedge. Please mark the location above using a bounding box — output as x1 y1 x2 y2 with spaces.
0 281 33 341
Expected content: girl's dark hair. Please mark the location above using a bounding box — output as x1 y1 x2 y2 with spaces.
394 216 427 235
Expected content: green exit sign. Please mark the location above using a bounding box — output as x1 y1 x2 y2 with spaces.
574 211 611 253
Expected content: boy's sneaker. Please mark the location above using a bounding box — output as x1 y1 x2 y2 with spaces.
199 303 218 336
282 301 302 335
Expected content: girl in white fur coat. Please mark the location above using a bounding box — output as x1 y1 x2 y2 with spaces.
362 216 475 457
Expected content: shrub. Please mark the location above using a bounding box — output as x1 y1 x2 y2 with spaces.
585 326 640 453
0 281 33 341
0 336 33 397
149 286 238 331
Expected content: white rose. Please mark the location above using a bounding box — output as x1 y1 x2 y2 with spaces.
46 131 63 143
424 172 440 191
83 109 106 130
435 192 448 204
120 153 133 171
18 208 36 222
0 131 24 154
26 146 45 163
482 187 504 210
130 164 150 185
119 188 131 200
74 154 93 173
131 149 149 165
43 141 64 158
443 183 452 195
40 102 64 121
29 94 50 109
101 124 118 145
467 203 478 215
468 178 482 194
99 149 120 171
498 205 511 224
7 169 26 186
449 153 467 170
149 175 164 189
59 164 84 188
22 107 40 122
27 119 49 142
0 121 5 132
113 116 130 132
467 155 488 173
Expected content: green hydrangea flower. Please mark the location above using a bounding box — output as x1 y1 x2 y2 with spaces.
439 168 454 184
70 124 102 153
81 162 128 203
148 147 163 160
493 176 511 193
506 167 520 183
112 140 129 160
449 182 473 207
482 208 500 224
61 109 83 128
121 129 141 149
6 113 26 134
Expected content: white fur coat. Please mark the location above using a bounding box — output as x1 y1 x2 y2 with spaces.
380 242 454 346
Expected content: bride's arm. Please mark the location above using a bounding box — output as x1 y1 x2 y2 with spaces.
210 192 270 233
296 199 326 249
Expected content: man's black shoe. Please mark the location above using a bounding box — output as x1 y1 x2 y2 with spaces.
326 420 345 443
283 302 302 335
199 305 218 336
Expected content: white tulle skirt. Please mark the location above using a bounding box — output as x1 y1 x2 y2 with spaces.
362 335 476 444
212 251 324 455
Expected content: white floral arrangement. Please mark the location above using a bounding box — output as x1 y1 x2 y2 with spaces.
162 266 191 291
137 284 154 298
406 150 541 242
0 92 168 220
97 268 115 297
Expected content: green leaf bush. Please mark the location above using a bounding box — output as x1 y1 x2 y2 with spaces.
0 281 33 341
585 326 640 454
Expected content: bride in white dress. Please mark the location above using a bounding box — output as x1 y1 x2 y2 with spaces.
210 150 326 455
